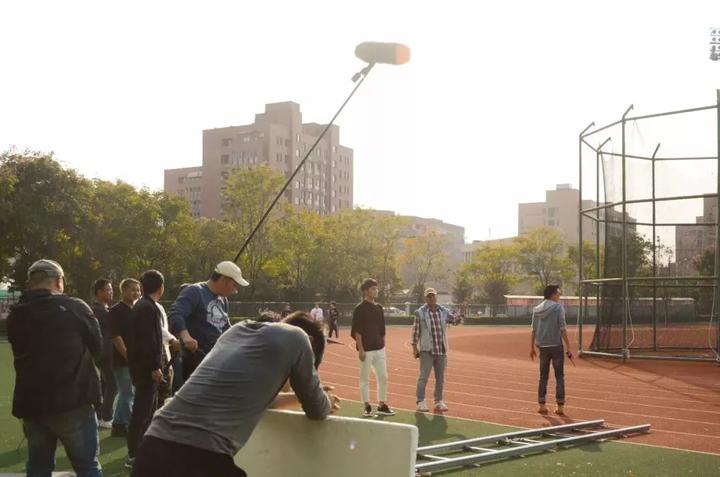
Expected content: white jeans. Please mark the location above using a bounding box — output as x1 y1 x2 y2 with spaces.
359 348 388 403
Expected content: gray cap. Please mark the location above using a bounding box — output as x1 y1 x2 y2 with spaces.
27 259 64 280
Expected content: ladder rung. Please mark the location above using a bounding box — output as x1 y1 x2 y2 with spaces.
466 446 499 453
418 454 450 462
515 438 543 444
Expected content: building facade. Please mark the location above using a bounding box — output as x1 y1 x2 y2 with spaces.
675 197 717 276
164 102 353 218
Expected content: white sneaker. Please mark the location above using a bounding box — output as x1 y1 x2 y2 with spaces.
416 400 429 412
98 420 113 429
434 401 449 412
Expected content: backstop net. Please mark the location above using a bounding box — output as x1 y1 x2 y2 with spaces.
579 94 720 361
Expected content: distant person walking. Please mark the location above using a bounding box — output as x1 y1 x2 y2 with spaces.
7 259 103 476
530 285 573 415
327 301 340 339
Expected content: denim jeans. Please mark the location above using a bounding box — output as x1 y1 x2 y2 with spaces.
113 367 134 427
538 345 565 404
416 352 447 403
22 404 102 477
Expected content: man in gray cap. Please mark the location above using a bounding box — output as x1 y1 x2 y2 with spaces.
169 261 249 381
7 259 104 476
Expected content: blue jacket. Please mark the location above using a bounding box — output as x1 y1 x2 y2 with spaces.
412 304 460 353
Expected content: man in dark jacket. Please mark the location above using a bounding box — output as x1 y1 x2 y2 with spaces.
7 259 103 477
125 269 165 468
91 278 116 429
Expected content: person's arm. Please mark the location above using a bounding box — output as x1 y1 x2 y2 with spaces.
112 336 128 361
411 311 420 358
79 301 103 360
288 335 334 420
530 310 537 360
169 287 199 351
351 306 366 361
559 306 572 356
134 303 163 375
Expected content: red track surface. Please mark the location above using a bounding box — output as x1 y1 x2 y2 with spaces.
320 326 720 454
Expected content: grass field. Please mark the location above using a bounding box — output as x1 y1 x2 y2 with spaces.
1 342 719 476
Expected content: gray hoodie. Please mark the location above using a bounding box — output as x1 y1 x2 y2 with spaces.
531 300 567 347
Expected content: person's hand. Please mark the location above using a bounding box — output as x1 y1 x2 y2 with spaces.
412 346 420 359
183 336 199 352
151 369 163 383
169 339 181 353
530 348 537 360
358 350 366 362
325 388 341 414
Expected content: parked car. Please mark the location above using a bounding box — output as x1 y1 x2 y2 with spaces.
383 306 406 317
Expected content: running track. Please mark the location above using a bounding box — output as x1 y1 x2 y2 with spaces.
319 326 720 454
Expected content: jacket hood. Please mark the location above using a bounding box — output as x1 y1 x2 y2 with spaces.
533 300 561 317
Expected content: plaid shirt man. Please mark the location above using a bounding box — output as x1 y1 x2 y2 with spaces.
413 309 455 355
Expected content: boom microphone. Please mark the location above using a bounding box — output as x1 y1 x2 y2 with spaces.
354 42 411 65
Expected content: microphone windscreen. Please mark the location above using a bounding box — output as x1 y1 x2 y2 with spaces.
354 42 411 65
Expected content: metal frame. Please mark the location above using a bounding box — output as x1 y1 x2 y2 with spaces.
415 420 651 473
578 91 720 362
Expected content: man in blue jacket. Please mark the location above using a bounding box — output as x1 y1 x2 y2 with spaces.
169 261 249 381
411 288 463 413
530 285 573 415
7 259 103 477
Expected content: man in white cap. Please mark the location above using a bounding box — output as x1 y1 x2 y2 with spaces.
411 287 463 412
7 259 103 476
169 261 249 381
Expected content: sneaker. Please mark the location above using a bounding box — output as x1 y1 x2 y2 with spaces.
110 425 128 437
416 401 429 412
124 457 135 469
434 401 449 412
98 419 113 429
538 404 549 414
555 405 565 416
362 403 373 418
376 403 395 416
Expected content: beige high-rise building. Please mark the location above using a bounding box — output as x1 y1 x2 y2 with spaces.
518 184 598 244
164 101 353 218
675 197 717 276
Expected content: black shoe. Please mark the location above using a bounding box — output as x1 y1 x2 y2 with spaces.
362 403 373 418
376 403 395 416
110 425 128 437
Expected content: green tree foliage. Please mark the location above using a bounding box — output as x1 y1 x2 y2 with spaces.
460 242 519 304
400 230 450 302
515 227 574 294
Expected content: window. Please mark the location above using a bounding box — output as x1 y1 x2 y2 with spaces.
221 154 229 165
295 149 300 157
222 138 232 147
285 139 291 147
548 219 556 226
548 207 556 218
296 134 301 141
295 181 300 189
285 154 290 164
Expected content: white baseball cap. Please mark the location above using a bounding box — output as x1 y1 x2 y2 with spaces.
214 261 250 287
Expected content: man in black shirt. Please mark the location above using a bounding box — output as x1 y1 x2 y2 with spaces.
7 259 103 476
109 278 141 437
126 270 166 468
91 278 116 429
351 278 395 417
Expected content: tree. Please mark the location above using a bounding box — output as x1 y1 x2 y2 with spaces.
221 166 286 298
515 227 573 294
461 242 520 304
567 241 604 296
400 230 450 302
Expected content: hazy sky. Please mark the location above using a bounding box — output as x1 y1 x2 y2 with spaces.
1 1 719 242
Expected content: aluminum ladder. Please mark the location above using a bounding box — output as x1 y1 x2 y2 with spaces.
415 419 651 474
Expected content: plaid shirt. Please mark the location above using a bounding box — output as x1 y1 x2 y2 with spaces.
413 308 451 355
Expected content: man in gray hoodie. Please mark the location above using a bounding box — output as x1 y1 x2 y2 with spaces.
530 285 573 415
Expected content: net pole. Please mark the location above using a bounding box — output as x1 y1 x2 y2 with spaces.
621 105 634 359
578 122 594 353
651 143 661 352
715 89 720 359
596 148 602 352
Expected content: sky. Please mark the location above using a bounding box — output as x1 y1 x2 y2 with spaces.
1 0 719 242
